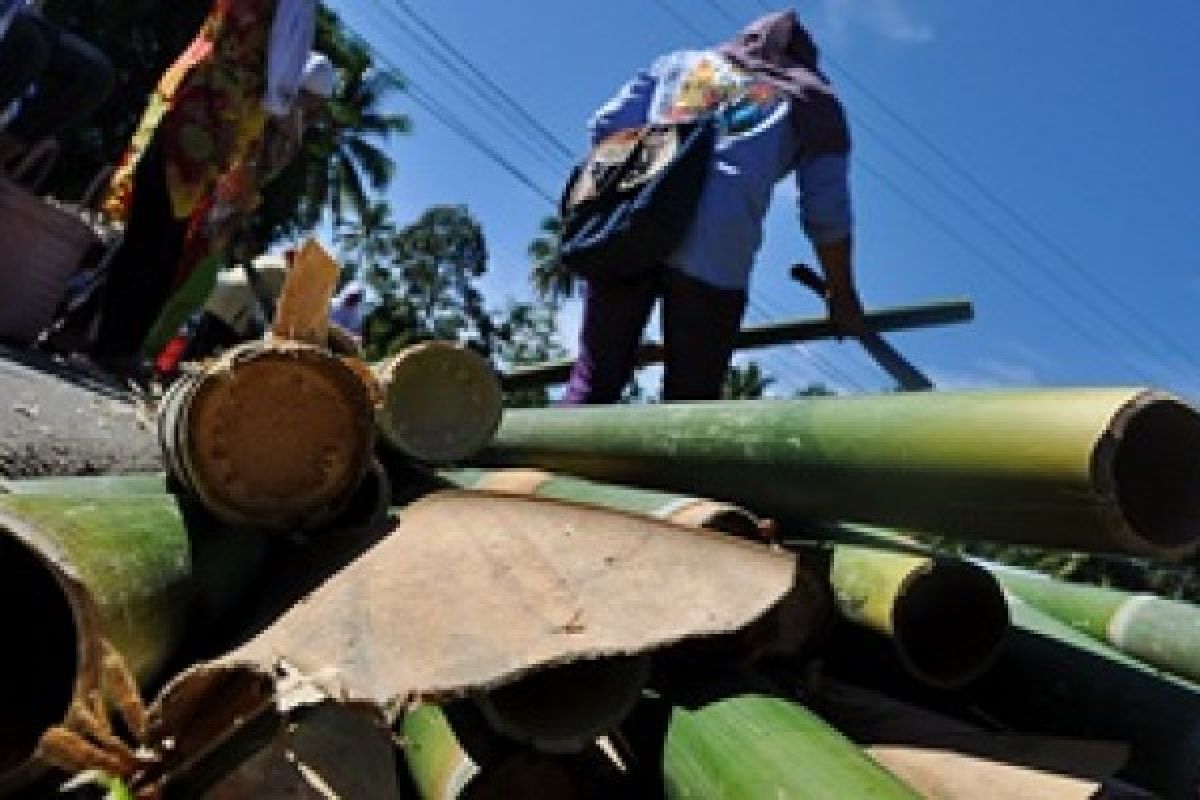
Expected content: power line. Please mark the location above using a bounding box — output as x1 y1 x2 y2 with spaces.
360 0 571 175
711 0 1188 379
347 21 560 205
389 0 579 165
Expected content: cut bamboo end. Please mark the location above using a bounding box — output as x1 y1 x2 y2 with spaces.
270 239 339 345
473 655 651 754
891 558 1010 688
1098 392 1200 558
0 519 85 783
831 546 1009 689
160 341 375 531
375 341 502 464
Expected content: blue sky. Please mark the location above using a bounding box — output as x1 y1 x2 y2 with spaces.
327 0 1200 399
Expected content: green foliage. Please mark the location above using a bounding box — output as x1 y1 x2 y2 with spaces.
252 8 409 247
722 361 774 400
529 215 575 304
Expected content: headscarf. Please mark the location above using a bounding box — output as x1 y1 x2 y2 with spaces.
717 10 850 155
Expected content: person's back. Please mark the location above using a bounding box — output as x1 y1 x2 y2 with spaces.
563 10 864 405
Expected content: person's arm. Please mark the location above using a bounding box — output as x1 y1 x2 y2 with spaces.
796 154 866 336
263 0 316 118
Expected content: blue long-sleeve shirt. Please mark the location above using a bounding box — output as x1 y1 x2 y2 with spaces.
589 49 853 290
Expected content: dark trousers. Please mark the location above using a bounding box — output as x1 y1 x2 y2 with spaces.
92 132 190 358
0 11 114 142
563 268 747 404
181 312 247 362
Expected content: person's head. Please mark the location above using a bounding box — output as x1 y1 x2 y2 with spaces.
721 9 821 73
298 52 337 117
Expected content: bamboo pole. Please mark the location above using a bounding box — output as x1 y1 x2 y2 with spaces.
158 340 376 531
375 342 503 464
0 492 268 791
973 596 1200 799
829 544 1009 688
481 388 1200 560
402 705 591 800
989 564 1200 685
0 473 168 495
443 468 762 539
662 694 920 799
473 656 650 754
500 299 973 391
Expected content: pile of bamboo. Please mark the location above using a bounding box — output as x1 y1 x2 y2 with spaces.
3 248 1200 797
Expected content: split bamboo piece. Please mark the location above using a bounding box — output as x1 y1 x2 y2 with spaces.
989 563 1200 685
270 239 340 345
375 342 503 463
662 694 920 799
137 492 796 788
482 388 1200 559
973 596 1200 799
829 543 1009 688
158 340 376 531
0 492 267 791
445 468 831 662
813 679 1141 800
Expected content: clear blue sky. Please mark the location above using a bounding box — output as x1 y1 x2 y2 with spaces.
327 0 1200 399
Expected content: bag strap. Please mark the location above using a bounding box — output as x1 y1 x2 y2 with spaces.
5 137 59 191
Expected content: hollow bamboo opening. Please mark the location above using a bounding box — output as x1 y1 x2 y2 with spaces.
474 656 650 754
1108 396 1200 550
0 533 78 774
892 559 1009 689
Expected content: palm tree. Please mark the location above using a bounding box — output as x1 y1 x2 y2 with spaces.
528 216 576 304
722 361 775 400
255 9 410 243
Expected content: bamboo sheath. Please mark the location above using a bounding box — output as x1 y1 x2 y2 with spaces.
974 596 1200 799
662 694 921 799
0 492 267 790
989 564 1200 685
481 389 1200 559
829 544 1009 688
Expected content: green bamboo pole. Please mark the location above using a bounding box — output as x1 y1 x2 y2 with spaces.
973 596 1200 799
442 468 761 538
989 564 1200 685
0 492 267 791
403 705 593 800
829 545 1009 688
663 694 920 799
0 473 169 495
500 299 973 391
480 388 1200 560
404 705 481 800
